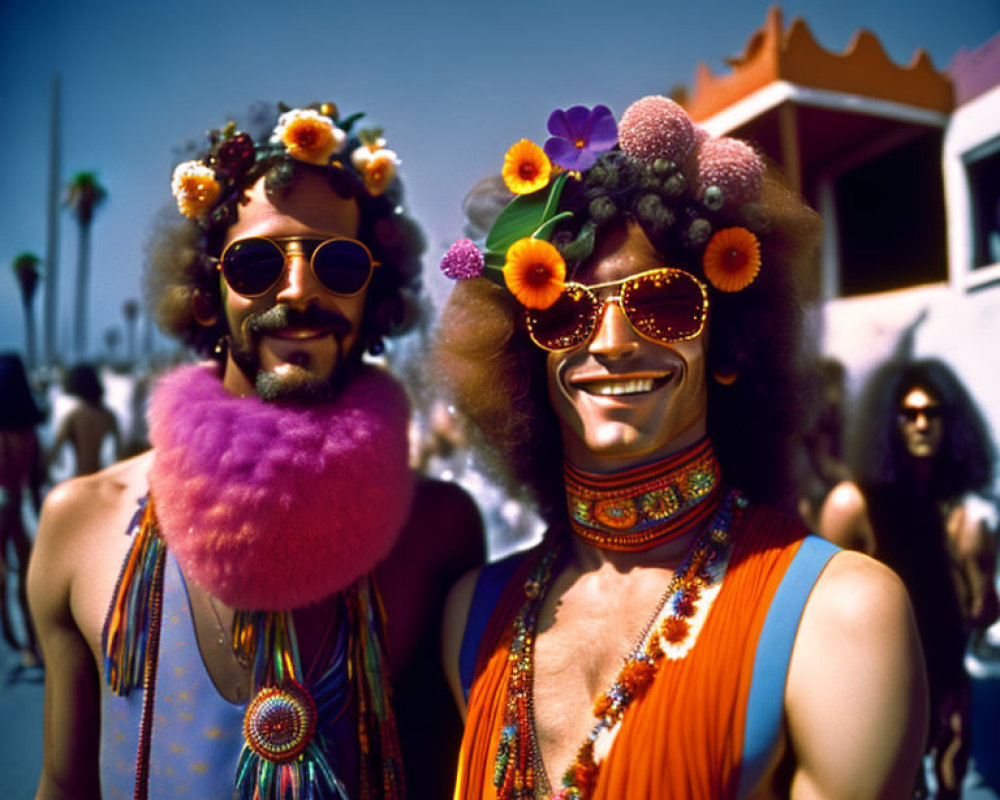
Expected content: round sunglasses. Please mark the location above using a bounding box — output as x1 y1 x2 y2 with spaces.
218 236 380 298
525 267 709 352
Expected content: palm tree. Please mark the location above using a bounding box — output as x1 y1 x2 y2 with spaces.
65 171 107 358
122 298 140 365
12 253 42 370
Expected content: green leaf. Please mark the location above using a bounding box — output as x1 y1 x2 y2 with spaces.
485 173 570 254
561 221 596 263
484 251 506 269
359 126 385 146
541 172 568 221
532 211 573 242
339 112 365 133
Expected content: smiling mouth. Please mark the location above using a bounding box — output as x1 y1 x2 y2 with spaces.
263 328 332 341
571 372 675 397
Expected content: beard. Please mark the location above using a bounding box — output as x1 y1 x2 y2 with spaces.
229 304 357 403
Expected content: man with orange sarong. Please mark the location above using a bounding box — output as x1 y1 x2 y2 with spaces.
435 97 928 798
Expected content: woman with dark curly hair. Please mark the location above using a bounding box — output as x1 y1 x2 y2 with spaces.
821 358 998 799
29 101 482 800
437 97 927 798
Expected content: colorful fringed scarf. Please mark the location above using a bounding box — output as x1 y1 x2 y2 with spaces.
103 498 402 800
563 437 723 551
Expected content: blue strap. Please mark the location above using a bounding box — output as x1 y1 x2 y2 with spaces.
459 553 526 703
736 535 839 798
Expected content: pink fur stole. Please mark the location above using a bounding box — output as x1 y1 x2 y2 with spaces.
147 363 415 610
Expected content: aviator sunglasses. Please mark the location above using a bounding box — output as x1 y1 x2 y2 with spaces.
525 267 709 352
218 236 380 298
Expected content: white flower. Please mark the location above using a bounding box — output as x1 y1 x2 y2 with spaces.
170 161 220 218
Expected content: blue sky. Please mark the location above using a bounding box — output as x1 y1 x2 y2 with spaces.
1 0 998 364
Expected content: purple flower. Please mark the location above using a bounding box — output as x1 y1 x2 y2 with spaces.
440 239 485 280
544 105 618 171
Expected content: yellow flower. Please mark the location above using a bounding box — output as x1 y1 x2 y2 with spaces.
171 161 220 219
502 238 565 310
702 227 761 292
502 139 551 195
351 144 400 197
273 108 345 165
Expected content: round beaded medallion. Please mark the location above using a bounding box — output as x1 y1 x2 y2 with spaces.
242 682 317 764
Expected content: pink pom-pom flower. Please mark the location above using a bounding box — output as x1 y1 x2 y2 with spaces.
440 238 485 280
618 96 697 166
695 137 764 208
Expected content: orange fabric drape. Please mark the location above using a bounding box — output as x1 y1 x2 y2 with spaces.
455 505 807 800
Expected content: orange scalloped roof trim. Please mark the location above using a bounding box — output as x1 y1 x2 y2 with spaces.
685 5 953 122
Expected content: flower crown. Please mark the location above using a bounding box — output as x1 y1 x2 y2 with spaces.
440 96 765 309
170 102 402 227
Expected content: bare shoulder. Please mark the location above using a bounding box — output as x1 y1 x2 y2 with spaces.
29 450 153 653
442 565 485 717
818 481 874 553
36 450 152 549
947 496 996 554
783 549 926 798
806 548 909 622
818 481 866 527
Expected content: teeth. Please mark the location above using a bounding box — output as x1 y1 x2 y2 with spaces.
586 378 655 396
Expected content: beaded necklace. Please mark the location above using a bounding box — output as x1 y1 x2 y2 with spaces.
103 495 402 800
564 438 722 551
494 489 746 800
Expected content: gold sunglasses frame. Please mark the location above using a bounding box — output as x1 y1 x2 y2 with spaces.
525 267 709 352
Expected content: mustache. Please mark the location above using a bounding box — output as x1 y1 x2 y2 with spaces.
246 305 353 339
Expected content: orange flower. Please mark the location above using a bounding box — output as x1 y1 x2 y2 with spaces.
352 143 401 197
274 109 345 165
502 238 566 309
702 227 761 292
621 659 656 697
661 616 690 644
502 139 551 195
171 161 220 219
362 152 398 196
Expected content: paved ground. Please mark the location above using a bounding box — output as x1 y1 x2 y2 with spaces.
0 633 45 798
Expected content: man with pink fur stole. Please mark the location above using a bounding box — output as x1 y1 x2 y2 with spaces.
28 102 483 800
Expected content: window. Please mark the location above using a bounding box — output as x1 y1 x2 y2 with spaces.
834 132 947 296
966 138 1000 270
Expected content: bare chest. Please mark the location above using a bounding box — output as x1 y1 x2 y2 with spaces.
530 568 676 786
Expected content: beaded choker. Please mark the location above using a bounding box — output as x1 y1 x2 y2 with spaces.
494 490 747 799
563 438 722 551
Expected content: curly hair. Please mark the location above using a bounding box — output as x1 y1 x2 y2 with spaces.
436 161 821 523
849 358 996 499
144 103 425 359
